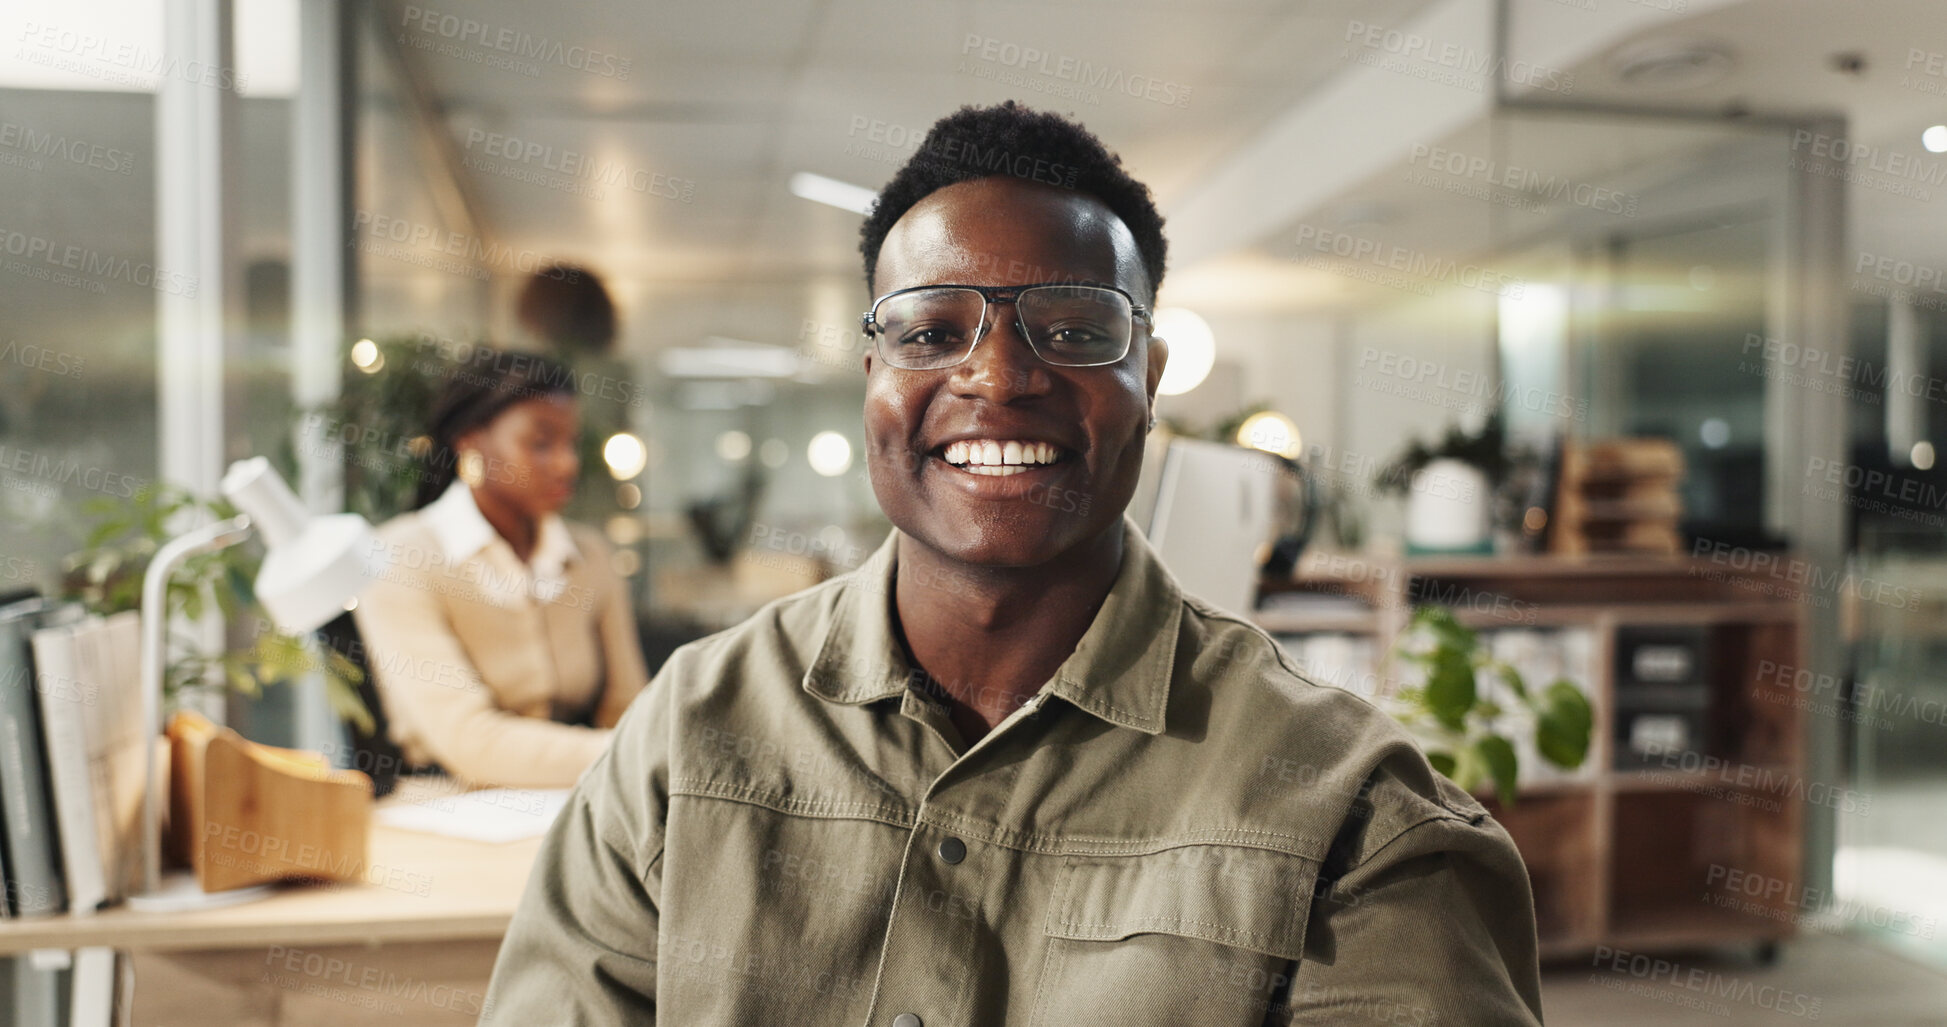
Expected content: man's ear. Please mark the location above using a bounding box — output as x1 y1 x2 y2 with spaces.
1144 334 1169 406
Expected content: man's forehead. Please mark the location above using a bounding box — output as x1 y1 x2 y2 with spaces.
877 178 1144 293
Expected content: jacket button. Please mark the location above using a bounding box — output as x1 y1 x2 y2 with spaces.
937 837 966 865
892 1014 922 1027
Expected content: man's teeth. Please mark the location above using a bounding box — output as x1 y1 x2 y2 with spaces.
941 439 1062 474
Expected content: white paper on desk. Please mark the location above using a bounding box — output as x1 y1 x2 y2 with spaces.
376 788 570 843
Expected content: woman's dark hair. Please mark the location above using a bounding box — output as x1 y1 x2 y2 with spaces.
414 346 580 508
858 100 1167 297
516 263 617 356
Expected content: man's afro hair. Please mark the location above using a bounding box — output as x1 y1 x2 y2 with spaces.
858 101 1167 297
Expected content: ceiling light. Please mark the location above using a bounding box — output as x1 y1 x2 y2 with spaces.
716 430 752 463
1923 126 1947 154
1611 40 1734 92
807 432 853 477
1236 411 1302 460
604 433 648 479
790 172 876 215
658 338 803 378
1153 308 1215 396
350 338 383 373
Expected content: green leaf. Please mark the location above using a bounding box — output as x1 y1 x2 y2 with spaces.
1411 604 1477 653
1535 680 1594 769
1424 647 1476 732
1427 751 1458 778
1448 743 1487 793
1497 661 1529 701
1475 735 1519 806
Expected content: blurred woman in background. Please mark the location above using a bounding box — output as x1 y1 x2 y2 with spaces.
353 347 647 789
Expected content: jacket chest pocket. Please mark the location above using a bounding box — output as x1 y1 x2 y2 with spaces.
1031 844 1318 1027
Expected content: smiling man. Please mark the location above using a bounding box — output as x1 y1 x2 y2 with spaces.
483 101 1546 1026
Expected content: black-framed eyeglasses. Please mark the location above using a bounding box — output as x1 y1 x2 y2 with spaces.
860 283 1152 371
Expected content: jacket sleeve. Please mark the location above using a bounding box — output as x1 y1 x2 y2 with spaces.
353 529 612 788
1279 778 1545 1026
482 657 674 1024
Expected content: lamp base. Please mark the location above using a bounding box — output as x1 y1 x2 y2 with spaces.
125 870 276 913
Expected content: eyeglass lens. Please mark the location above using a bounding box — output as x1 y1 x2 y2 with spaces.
873 286 1132 369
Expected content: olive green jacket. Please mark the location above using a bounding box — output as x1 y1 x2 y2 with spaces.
483 519 1545 1025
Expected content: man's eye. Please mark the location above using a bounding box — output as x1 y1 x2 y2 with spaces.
898 327 961 348
1044 325 1107 348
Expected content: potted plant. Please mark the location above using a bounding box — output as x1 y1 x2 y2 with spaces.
1387 605 1593 804
1374 411 1511 555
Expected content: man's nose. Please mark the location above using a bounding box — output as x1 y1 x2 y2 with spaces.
950 308 1049 400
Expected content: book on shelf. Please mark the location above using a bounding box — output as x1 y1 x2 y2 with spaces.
0 598 77 920
30 611 145 915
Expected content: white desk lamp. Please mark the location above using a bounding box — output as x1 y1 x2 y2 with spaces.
126 458 390 912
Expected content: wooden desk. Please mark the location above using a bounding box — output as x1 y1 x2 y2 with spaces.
0 781 542 956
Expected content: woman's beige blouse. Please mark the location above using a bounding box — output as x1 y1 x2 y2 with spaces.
352 482 647 788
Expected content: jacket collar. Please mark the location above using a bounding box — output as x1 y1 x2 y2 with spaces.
802 516 1181 735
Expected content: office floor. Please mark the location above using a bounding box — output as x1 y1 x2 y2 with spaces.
1540 931 1947 1025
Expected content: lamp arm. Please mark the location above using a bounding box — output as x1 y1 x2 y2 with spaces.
138 514 252 898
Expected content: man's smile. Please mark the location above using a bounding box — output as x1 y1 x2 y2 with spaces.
935 438 1072 476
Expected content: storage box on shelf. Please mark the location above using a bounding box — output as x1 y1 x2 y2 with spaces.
1254 550 1806 960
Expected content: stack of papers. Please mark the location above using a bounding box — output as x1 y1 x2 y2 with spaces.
376 788 570 844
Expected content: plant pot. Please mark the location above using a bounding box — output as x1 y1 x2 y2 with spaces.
1405 458 1492 555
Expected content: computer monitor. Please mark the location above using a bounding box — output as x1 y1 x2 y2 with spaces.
1136 437 1284 618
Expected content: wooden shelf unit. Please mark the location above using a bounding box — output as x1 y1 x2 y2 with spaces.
1254 551 1807 961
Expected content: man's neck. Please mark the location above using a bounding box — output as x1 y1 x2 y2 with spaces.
891 524 1125 741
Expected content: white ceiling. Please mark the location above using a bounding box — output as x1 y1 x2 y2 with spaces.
385 0 1947 330
384 0 1441 288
